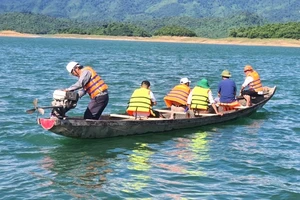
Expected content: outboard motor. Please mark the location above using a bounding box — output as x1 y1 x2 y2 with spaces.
51 90 79 118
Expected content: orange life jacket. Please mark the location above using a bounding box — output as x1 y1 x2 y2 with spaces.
164 84 190 107
83 66 108 99
248 71 263 92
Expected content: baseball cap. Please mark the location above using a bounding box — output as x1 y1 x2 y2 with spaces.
180 77 191 84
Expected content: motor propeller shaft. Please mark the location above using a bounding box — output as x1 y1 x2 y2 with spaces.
26 99 62 115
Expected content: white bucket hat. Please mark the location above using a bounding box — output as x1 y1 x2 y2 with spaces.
66 61 79 73
180 77 191 84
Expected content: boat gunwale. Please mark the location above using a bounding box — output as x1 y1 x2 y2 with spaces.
38 86 276 138
54 86 276 124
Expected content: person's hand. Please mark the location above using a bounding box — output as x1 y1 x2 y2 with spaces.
238 90 242 96
184 106 189 112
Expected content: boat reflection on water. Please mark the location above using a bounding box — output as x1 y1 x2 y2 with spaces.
37 129 217 197
119 130 211 195
159 131 210 177
38 140 118 198
122 143 154 193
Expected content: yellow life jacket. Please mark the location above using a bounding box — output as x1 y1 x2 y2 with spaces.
127 88 153 116
164 84 190 107
83 66 108 99
190 86 209 110
248 71 263 92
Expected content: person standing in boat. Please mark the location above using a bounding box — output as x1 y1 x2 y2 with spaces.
164 77 191 119
240 65 263 107
127 80 158 119
187 78 222 116
217 70 241 111
65 61 109 120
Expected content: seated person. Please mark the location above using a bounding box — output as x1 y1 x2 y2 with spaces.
126 80 158 119
217 70 241 111
240 65 264 107
187 78 222 116
164 77 191 119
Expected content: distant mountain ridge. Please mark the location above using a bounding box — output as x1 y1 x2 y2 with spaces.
0 0 299 22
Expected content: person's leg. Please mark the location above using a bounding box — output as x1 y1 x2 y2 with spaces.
169 105 176 119
84 94 109 120
94 94 109 119
84 99 96 119
242 90 256 107
169 105 185 119
243 95 251 106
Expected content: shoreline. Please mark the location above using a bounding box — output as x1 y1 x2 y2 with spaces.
1 30 300 48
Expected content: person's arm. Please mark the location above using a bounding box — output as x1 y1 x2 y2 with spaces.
217 82 221 97
208 90 223 116
150 91 157 106
77 90 87 98
66 70 91 91
66 70 91 98
233 82 237 97
186 89 193 109
240 76 253 95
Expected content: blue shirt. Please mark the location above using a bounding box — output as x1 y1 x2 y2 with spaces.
218 78 237 103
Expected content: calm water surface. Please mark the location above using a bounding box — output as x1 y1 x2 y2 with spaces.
0 37 299 199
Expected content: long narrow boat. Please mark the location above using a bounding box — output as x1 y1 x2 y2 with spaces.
38 86 276 139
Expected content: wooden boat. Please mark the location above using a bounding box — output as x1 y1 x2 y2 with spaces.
38 86 276 139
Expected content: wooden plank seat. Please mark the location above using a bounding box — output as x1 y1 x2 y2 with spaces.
193 113 218 117
109 114 166 120
156 109 218 118
155 109 186 115
110 114 135 119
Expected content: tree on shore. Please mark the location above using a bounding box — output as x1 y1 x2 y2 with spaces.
229 22 300 39
153 26 197 37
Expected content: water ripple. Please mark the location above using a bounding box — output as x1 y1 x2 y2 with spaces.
0 37 299 199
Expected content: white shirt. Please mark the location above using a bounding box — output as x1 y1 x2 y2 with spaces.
150 91 156 103
187 89 215 105
242 76 254 87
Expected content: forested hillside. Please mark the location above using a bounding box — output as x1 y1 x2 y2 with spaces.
229 22 300 39
0 12 266 38
134 13 266 38
0 13 151 37
0 0 299 39
0 0 299 22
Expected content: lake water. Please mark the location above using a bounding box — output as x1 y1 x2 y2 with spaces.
0 37 299 199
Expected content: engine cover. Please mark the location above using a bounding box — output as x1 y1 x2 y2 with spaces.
53 90 79 101
51 90 79 118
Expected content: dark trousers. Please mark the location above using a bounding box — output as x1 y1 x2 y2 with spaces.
84 93 109 120
242 90 260 97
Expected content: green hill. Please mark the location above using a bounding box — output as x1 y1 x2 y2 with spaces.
0 12 267 38
0 13 152 37
0 0 299 38
0 0 299 22
229 22 300 39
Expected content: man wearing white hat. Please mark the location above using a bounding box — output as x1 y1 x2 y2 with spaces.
164 77 191 119
65 61 109 120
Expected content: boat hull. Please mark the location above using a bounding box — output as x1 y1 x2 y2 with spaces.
38 86 276 139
